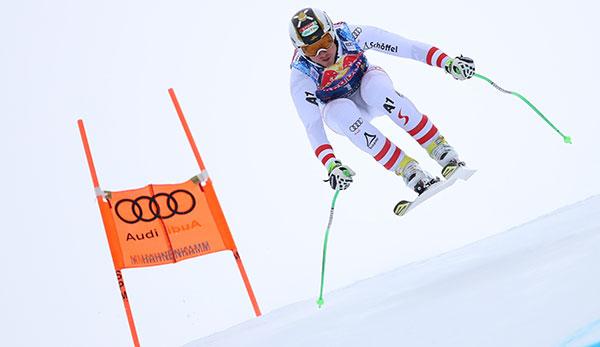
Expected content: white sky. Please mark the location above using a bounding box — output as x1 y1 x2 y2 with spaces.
1 1 599 346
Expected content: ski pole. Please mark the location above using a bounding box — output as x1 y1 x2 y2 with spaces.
473 73 572 144
317 189 341 308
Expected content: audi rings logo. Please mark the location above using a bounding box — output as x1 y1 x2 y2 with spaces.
349 117 363 133
115 190 196 224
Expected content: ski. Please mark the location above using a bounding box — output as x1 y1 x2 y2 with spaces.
393 166 476 216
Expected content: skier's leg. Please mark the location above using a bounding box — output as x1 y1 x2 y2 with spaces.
323 98 435 193
359 68 462 174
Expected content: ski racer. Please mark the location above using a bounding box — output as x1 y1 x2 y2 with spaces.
289 8 475 194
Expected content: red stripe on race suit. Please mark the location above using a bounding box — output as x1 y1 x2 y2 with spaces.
384 147 401 170
408 115 429 136
418 125 439 145
374 138 391 161
321 153 336 166
426 47 439 66
315 144 333 157
436 53 448 68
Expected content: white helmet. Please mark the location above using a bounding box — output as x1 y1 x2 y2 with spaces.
289 8 334 49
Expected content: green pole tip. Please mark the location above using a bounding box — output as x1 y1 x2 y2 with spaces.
316 297 324 308
564 136 572 144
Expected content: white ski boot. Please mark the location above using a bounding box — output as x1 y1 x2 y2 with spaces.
396 160 440 195
429 136 465 179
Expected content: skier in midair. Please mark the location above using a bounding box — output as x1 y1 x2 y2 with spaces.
289 8 475 196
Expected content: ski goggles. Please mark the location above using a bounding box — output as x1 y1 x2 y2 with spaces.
301 33 334 57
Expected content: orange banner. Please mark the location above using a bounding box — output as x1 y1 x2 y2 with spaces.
100 179 230 269
78 89 261 345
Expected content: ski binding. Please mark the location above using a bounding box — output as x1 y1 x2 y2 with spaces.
393 166 476 216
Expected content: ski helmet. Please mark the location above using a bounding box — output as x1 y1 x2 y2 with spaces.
289 8 334 49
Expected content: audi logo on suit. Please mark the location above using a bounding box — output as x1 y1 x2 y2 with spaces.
349 117 363 133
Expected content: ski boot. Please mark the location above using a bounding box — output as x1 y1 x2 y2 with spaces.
428 136 466 179
396 160 440 195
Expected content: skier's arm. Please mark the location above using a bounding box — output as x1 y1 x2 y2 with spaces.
349 24 452 69
290 69 338 171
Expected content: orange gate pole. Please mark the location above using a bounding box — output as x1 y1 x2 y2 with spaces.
168 88 262 317
77 119 142 346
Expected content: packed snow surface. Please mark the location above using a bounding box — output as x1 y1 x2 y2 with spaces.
186 196 600 347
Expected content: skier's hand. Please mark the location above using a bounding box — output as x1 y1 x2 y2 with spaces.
445 56 475 80
325 160 355 190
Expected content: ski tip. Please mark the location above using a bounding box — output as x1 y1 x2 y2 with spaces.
394 200 411 216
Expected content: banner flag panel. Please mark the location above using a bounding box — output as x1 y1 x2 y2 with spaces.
107 179 229 269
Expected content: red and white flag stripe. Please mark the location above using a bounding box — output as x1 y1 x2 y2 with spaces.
426 47 449 68
315 144 336 167
373 138 405 171
408 114 440 146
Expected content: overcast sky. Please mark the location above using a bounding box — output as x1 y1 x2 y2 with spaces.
1 1 599 346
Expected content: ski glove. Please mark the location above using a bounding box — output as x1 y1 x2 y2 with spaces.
325 160 356 190
445 56 475 80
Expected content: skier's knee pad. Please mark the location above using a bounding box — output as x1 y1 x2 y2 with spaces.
322 98 362 135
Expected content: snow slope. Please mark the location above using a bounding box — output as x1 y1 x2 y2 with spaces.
186 195 600 347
